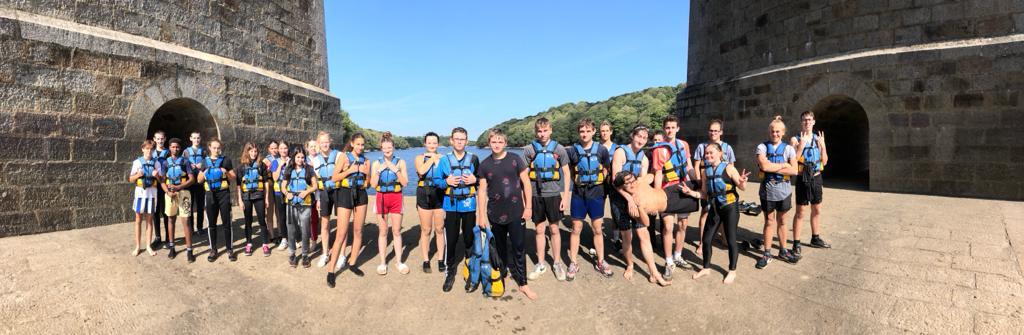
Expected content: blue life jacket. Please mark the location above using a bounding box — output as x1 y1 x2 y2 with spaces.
315 150 340 190
445 152 477 202
135 156 157 188
164 156 187 186
240 160 264 193
528 140 561 182
185 147 205 168
617 146 644 177
203 156 229 191
653 139 689 184
273 157 288 194
759 142 790 182
795 134 823 174
155 148 169 167
572 144 605 186
417 154 441 188
465 226 504 297
287 167 312 206
340 152 367 189
375 156 403 193
705 162 738 205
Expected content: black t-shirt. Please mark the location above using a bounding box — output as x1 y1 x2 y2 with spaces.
566 143 610 199
478 152 527 225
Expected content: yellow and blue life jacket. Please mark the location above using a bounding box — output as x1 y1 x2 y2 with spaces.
164 156 187 186
340 152 367 189
706 162 738 206
796 134 823 174
287 167 312 206
273 157 287 195
617 146 644 177
572 144 605 186
528 140 561 182
155 148 169 169
315 149 340 190
653 139 689 184
240 160 264 193
376 156 403 193
417 155 441 188
185 146 205 168
135 156 157 188
203 156 229 191
445 152 477 201
759 142 790 182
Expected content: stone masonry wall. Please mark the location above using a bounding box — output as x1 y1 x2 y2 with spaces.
0 0 341 236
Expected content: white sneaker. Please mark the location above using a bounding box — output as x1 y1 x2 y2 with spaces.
277 238 288 250
377 263 388 275
334 255 348 272
397 263 410 275
527 263 547 280
317 255 328 268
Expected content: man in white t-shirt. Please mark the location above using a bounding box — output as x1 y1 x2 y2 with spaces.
129 140 163 257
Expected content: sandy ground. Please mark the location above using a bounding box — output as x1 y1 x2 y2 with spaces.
1 186 1023 334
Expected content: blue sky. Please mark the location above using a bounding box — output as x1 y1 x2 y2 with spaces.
323 1 690 137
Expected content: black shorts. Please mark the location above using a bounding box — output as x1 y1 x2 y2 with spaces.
531 195 563 225
336 187 368 209
318 189 338 216
609 193 642 231
760 194 792 214
795 174 824 205
416 186 444 210
664 187 699 215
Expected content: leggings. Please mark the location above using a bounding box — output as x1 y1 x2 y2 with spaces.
702 201 739 271
492 220 528 286
155 187 167 240
287 205 311 256
242 196 269 245
274 192 287 241
189 186 206 232
205 190 232 251
444 211 476 269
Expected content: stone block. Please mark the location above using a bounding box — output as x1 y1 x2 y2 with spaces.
14 112 59 136
74 94 116 115
27 43 72 67
70 49 109 73
93 76 123 96
34 208 74 233
108 56 141 78
953 93 984 108
72 206 131 228
0 212 39 237
0 187 21 213
975 16 1014 36
909 113 930 127
58 114 94 138
72 139 117 161
93 117 126 139
902 96 921 111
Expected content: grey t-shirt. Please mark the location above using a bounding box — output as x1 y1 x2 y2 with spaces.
693 141 736 168
522 141 570 198
755 142 796 201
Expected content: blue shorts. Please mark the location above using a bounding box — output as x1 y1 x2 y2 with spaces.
570 194 605 220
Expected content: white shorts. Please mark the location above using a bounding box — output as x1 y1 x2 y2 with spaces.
133 197 156 214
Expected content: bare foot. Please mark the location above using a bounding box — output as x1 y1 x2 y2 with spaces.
694 243 702 254
723 271 736 284
692 268 711 280
649 274 672 286
520 286 538 300
623 267 634 281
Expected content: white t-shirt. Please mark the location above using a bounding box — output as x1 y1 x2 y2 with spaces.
130 158 163 199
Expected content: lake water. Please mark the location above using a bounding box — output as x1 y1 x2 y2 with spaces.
362 146 523 195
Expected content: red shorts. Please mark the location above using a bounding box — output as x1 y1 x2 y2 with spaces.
375 192 403 215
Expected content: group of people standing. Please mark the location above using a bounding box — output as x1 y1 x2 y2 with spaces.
127 112 831 300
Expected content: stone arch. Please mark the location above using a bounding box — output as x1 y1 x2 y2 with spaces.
125 74 233 146
146 98 218 144
792 74 883 190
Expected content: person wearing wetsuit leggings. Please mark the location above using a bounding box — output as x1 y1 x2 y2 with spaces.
435 127 481 293
183 132 206 235
197 139 236 262
237 142 271 257
690 142 750 284
273 142 291 251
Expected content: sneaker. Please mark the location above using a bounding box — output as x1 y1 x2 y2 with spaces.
674 257 693 269
397 263 410 275
437 260 447 274
288 255 298 268
566 263 579 281
302 256 311 268
227 250 237 262
528 263 547 280
334 256 348 272
779 249 798 264
663 262 675 280
186 249 195 263
317 255 329 268
810 236 832 249
755 251 772 269
326 272 337 288
442 272 456 292
349 266 365 277
207 250 217 263
166 242 174 250
422 261 431 273
262 245 271 257
244 244 253 256
594 260 614 277
277 238 288 250
151 238 163 250
167 248 177 259
553 263 567 281
377 263 388 275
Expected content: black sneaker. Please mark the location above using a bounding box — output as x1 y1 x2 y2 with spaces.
443 272 456 292
167 248 177 259
227 250 237 262
302 256 311 268
613 239 623 253
207 250 217 263
186 249 195 263
779 249 798 264
437 261 447 274
289 255 298 268
792 244 803 259
326 272 336 288
755 251 772 269
151 239 163 250
349 266 365 277
422 261 431 273
811 236 832 249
